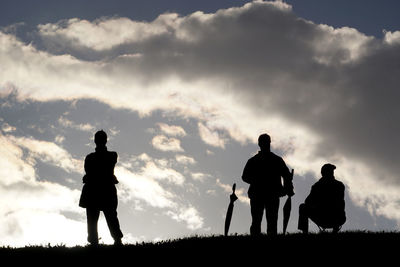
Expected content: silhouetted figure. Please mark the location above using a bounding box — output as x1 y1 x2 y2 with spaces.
298 164 346 233
79 130 123 245
242 134 294 235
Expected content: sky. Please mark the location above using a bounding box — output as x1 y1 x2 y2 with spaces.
0 0 400 246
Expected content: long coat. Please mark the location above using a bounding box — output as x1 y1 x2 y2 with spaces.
79 147 119 210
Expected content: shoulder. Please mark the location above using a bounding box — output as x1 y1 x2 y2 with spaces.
312 178 323 189
270 151 283 160
248 153 260 162
270 152 286 165
85 152 96 160
244 153 262 169
108 151 118 160
334 179 345 190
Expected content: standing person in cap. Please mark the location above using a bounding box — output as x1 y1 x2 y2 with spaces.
298 163 346 233
79 130 123 245
242 133 294 236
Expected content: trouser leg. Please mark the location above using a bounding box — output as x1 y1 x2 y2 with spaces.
298 203 309 233
265 197 279 235
103 208 123 241
250 198 264 235
86 208 100 244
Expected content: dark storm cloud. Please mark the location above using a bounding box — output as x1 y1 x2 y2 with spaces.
29 1 400 185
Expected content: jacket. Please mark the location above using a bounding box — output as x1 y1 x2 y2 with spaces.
79 146 118 210
242 151 292 199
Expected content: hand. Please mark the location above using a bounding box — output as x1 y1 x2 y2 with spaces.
287 169 295 196
287 189 295 197
230 193 238 202
285 181 295 197
113 175 119 184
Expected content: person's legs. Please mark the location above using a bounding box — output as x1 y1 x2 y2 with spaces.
103 208 123 244
265 197 279 235
86 208 100 245
250 198 264 236
332 225 341 233
298 203 309 234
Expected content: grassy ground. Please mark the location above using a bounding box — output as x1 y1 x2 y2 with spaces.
1 231 398 264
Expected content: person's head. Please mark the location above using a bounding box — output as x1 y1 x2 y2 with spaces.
321 163 336 178
258 133 271 152
94 130 107 146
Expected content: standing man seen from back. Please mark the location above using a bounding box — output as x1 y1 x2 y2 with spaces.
242 133 294 235
79 130 123 245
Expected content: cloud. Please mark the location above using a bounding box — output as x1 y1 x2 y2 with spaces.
175 154 196 165
0 132 85 246
1 0 400 227
123 153 185 186
8 134 83 174
216 179 249 205
151 135 184 152
142 160 185 185
384 30 400 45
58 115 95 132
157 123 186 137
165 206 204 230
1 122 16 133
116 166 176 209
190 172 211 182
37 15 179 51
116 154 205 230
0 133 36 186
198 122 226 148
55 135 65 144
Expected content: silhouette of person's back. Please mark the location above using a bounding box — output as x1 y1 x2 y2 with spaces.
298 164 346 233
79 130 123 245
242 133 294 235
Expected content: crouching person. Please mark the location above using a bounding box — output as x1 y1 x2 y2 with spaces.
298 164 346 233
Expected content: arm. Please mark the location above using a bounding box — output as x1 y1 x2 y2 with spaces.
281 159 294 196
84 155 90 174
111 151 118 166
83 155 92 183
111 152 119 184
338 183 345 212
304 185 315 206
242 159 254 184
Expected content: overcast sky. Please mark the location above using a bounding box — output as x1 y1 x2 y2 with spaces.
1 0 400 246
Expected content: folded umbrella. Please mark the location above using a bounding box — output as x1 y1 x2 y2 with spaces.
283 195 291 234
283 169 294 235
224 183 238 236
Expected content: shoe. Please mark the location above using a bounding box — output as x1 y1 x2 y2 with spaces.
114 238 123 246
88 237 99 246
89 240 99 246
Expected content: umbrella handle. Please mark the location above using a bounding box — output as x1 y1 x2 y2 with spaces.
230 183 238 203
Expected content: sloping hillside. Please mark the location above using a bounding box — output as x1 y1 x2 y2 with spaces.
1 232 398 264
